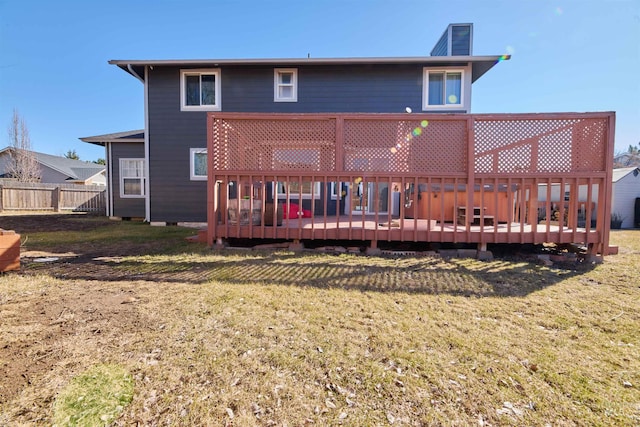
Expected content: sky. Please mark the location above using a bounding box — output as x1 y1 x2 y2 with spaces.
1 0 639 163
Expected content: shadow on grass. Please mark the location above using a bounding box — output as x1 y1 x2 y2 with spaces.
11 213 599 297
23 248 595 298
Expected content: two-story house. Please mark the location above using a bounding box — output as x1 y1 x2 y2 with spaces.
83 23 506 223
82 23 615 256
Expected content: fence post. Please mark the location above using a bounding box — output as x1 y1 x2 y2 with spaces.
0 185 3 213
54 187 62 212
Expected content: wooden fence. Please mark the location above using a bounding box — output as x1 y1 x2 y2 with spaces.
0 180 106 213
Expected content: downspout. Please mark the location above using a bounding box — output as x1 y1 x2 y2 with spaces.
127 64 144 84
143 65 150 222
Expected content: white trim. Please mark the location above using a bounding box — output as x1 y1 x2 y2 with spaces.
144 66 150 221
422 66 470 111
330 182 339 200
119 158 146 198
190 148 207 180
274 68 298 102
180 68 221 111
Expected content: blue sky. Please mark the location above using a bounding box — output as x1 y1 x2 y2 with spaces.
1 0 638 162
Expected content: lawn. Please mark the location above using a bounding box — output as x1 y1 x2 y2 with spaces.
0 214 638 426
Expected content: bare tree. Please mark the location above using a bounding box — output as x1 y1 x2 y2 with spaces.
7 109 40 182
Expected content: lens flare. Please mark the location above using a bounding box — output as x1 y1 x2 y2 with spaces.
448 94 458 104
390 147 397 154
354 177 362 184
420 120 429 127
412 128 422 137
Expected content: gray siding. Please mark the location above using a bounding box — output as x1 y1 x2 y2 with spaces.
40 166 71 183
223 64 423 113
430 32 448 56
612 173 640 228
111 142 146 218
148 67 208 222
146 63 459 222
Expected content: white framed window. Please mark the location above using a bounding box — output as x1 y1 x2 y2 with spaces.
275 181 321 199
274 68 298 102
119 158 145 198
180 69 221 111
422 68 464 110
190 148 207 180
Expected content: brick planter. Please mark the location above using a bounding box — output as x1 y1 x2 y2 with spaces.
0 229 20 272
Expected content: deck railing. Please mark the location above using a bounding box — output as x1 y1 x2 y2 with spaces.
207 112 615 254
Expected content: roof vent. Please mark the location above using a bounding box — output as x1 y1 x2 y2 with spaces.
430 23 473 56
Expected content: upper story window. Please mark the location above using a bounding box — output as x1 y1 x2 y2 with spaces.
274 68 298 102
119 158 145 198
423 68 465 110
180 69 221 111
190 148 207 181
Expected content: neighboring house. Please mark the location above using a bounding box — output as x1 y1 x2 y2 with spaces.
613 152 640 168
80 130 145 218
612 167 640 228
84 23 508 224
0 147 106 185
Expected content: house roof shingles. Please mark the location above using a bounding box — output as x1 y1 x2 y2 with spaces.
0 147 105 182
612 167 640 183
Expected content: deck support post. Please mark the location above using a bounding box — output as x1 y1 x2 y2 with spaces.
366 240 381 256
289 239 304 251
478 242 487 252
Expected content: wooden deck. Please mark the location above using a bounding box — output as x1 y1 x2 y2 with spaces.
207 112 615 254
214 215 602 248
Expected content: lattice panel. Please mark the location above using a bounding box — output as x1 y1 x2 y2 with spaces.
343 119 467 173
410 120 467 173
211 115 609 175
211 118 336 171
474 118 607 174
571 119 608 172
211 118 227 171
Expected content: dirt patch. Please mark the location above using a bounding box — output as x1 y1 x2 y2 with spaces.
0 280 145 405
0 214 162 408
0 213 112 234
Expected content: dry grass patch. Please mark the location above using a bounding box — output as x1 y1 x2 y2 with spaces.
0 215 638 425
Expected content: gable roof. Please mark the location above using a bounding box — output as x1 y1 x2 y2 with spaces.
109 55 510 84
0 147 105 183
612 167 640 183
80 129 145 146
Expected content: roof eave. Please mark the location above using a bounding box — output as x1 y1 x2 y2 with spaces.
110 55 510 83
80 130 145 146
